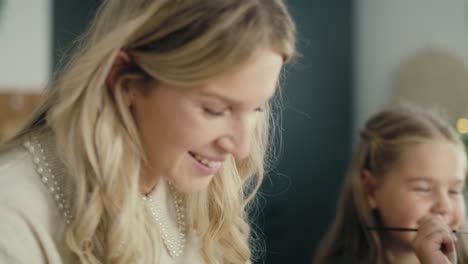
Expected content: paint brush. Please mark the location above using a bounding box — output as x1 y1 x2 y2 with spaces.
366 226 468 235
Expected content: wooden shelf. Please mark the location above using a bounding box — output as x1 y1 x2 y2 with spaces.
0 92 43 141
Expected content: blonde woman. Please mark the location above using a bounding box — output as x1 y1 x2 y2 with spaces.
313 107 468 264
0 0 296 263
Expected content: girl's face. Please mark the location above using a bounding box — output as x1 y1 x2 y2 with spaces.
367 141 466 251
128 48 283 193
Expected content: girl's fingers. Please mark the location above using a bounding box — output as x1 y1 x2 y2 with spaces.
413 216 457 264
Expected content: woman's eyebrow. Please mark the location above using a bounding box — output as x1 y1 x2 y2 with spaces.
196 91 239 106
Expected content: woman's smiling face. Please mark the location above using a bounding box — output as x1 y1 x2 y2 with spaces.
128 48 284 192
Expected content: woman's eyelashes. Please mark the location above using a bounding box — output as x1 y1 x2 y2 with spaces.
254 106 265 113
203 106 227 116
202 105 265 117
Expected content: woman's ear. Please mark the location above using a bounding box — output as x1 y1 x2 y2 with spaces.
106 50 133 105
362 169 379 209
106 50 131 90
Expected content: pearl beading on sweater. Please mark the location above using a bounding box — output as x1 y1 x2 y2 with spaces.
23 139 73 224
24 136 187 258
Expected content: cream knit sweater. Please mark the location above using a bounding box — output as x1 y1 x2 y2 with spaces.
0 132 204 263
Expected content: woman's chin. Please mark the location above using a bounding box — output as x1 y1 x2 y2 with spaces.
171 175 214 193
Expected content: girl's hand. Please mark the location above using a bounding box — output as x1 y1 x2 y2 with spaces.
412 215 457 264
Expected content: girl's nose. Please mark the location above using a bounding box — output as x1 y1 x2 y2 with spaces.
430 191 452 218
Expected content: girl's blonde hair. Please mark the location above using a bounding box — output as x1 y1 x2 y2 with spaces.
3 0 296 263
313 106 468 264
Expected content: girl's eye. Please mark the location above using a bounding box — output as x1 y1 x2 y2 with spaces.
449 189 462 195
255 107 264 113
413 186 431 192
203 107 226 116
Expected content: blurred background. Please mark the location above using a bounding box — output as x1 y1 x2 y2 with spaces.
1 1 468 263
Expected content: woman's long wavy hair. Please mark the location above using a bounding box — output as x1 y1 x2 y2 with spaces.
313 106 468 264
3 0 296 263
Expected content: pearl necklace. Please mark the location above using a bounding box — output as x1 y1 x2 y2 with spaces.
142 182 186 258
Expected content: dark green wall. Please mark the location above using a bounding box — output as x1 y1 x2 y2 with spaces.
52 0 97 71
52 1 353 263
254 1 352 263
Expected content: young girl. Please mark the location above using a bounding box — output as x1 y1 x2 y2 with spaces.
314 107 468 264
0 0 296 263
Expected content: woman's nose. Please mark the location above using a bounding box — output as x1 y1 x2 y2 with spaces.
217 117 254 160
